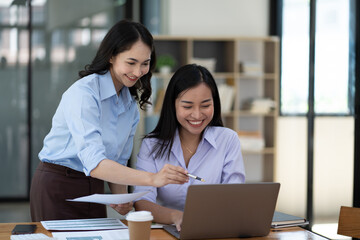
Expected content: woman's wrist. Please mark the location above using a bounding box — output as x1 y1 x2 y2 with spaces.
146 171 156 186
170 209 183 224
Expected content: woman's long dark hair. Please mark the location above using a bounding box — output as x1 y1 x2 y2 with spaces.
78 19 155 110
146 64 223 159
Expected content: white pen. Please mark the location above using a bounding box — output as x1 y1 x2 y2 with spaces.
187 173 205 182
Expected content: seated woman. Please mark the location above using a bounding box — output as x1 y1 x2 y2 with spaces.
133 64 245 230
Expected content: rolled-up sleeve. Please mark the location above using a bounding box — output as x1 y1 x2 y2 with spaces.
62 86 107 175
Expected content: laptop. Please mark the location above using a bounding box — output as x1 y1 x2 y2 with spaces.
163 183 280 239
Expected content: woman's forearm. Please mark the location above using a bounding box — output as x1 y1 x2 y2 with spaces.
90 159 155 186
91 159 189 187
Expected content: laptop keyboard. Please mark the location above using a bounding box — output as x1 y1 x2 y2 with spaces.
163 225 180 239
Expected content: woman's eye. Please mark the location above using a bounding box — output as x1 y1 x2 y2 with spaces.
127 62 135 65
183 106 192 109
202 105 211 108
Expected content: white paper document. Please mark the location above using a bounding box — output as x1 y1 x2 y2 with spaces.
41 218 127 231
52 229 129 240
67 191 149 205
11 233 54 240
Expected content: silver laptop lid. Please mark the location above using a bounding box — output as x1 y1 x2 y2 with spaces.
180 183 280 239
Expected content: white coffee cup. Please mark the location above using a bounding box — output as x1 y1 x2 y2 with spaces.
126 211 153 240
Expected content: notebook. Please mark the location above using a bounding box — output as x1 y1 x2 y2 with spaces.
271 211 309 228
163 183 280 239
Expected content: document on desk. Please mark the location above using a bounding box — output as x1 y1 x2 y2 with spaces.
66 191 149 205
52 229 129 240
41 218 127 231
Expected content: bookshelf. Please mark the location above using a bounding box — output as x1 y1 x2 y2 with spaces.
143 36 279 182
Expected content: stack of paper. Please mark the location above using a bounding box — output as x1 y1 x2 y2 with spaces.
41 218 127 231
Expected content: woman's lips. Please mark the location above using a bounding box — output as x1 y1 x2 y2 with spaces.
188 120 203 127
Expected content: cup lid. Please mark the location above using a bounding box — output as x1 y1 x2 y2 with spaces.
126 211 153 222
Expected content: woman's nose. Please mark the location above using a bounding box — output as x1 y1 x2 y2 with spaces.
191 108 201 118
133 66 142 77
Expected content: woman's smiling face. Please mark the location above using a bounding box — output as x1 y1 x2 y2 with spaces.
175 82 214 137
109 40 151 93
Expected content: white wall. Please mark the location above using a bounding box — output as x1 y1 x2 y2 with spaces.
167 0 269 36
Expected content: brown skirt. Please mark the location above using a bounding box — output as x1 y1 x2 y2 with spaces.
30 161 106 221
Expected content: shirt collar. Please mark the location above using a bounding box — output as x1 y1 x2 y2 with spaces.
118 84 134 109
99 71 117 100
202 127 217 149
99 71 135 108
174 127 218 150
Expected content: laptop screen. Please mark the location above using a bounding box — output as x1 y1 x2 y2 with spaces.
165 183 280 240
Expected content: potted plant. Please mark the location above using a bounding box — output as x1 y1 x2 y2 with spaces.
156 54 176 74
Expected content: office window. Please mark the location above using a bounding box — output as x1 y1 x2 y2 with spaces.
0 0 133 199
278 1 355 239
281 0 352 115
315 0 350 114
281 0 309 114
0 2 29 198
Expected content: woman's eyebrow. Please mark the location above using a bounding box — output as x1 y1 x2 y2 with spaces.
127 58 151 63
180 100 193 104
180 98 212 104
201 99 212 103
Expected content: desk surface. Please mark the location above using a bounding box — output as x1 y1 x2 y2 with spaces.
0 222 329 240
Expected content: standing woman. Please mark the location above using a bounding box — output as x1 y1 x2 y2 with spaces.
30 20 188 221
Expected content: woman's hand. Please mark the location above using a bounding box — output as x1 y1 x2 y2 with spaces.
109 202 133 215
152 164 189 187
171 210 184 231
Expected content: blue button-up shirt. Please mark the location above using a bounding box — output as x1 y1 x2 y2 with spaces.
39 71 139 176
133 126 246 211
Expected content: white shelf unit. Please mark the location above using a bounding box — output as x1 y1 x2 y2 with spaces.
142 36 279 182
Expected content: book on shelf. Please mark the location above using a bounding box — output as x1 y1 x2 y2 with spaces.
218 83 235 113
271 211 309 228
237 130 265 152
